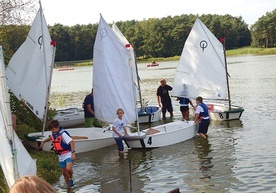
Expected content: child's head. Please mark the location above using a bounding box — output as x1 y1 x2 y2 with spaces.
196 96 203 105
9 175 57 193
116 108 124 119
48 120 60 134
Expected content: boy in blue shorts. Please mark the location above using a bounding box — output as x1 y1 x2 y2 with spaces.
40 120 76 188
112 109 128 154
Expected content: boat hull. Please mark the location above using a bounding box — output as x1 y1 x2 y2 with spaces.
54 108 84 128
206 103 244 121
25 128 115 153
124 121 198 148
138 106 161 123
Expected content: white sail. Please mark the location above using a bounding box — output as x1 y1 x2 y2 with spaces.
172 18 227 100
93 16 136 124
0 46 37 188
6 4 54 120
112 23 140 104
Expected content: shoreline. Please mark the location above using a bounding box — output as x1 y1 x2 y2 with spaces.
55 47 276 67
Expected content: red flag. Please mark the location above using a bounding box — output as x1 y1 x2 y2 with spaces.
219 37 225 43
50 41 56 47
125 44 131 48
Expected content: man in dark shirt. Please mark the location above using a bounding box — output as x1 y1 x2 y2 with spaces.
83 89 95 127
157 79 173 118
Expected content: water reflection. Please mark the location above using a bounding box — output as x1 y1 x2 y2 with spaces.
210 119 243 128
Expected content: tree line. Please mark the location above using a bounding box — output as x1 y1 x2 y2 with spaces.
251 9 275 48
0 11 273 62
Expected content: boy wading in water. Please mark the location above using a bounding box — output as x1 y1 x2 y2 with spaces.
112 109 128 154
39 120 76 188
194 96 210 138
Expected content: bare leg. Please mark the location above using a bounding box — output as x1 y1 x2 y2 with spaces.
66 162 73 180
181 111 185 120
62 168 70 187
199 133 207 138
169 111 173 118
184 110 189 120
12 113 16 131
162 112 166 119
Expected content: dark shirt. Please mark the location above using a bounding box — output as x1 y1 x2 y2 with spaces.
157 85 173 104
83 94 95 118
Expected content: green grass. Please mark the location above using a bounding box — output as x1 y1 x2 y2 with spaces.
0 124 60 192
74 61 93 66
226 47 276 56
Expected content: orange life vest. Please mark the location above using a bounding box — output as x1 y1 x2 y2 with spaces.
51 128 71 155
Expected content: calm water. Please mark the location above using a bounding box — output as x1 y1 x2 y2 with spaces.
50 55 276 193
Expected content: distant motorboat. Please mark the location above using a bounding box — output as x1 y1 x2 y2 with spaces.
57 67 74 71
147 62 159 67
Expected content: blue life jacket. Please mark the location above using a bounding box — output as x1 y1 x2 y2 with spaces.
51 127 71 154
199 102 209 117
179 97 189 105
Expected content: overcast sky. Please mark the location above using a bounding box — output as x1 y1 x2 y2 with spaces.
41 0 275 26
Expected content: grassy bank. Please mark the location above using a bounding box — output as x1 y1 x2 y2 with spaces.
226 47 276 56
0 124 59 193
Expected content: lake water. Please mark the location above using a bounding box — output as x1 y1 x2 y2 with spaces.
51 55 276 193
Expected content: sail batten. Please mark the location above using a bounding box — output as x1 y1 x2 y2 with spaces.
6 4 54 120
172 18 227 100
93 16 136 124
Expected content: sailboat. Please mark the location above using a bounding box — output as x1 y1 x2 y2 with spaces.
172 18 244 121
6 0 55 134
94 15 197 149
0 46 37 188
111 23 161 124
6 2 114 153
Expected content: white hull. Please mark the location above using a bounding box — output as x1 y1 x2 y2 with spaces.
206 103 244 121
138 106 161 123
26 128 115 153
54 106 162 127
54 108 84 128
124 121 198 148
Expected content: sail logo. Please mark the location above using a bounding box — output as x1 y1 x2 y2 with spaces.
100 28 107 40
199 40 208 51
38 35 43 49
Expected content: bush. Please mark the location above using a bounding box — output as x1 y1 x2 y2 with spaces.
9 92 56 131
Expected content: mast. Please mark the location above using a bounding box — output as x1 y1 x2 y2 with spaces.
40 0 55 135
222 38 232 110
128 46 141 133
134 51 143 109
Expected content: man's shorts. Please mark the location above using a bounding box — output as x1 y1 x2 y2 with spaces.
85 117 95 127
162 103 173 114
180 106 189 112
59 158 72 168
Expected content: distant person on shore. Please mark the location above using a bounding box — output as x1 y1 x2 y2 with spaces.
112 109 128 154
194 96 210 138
39 120 76 188
176 97 196 120
157 79 173 119
83 89 95 127
9 175 57 193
